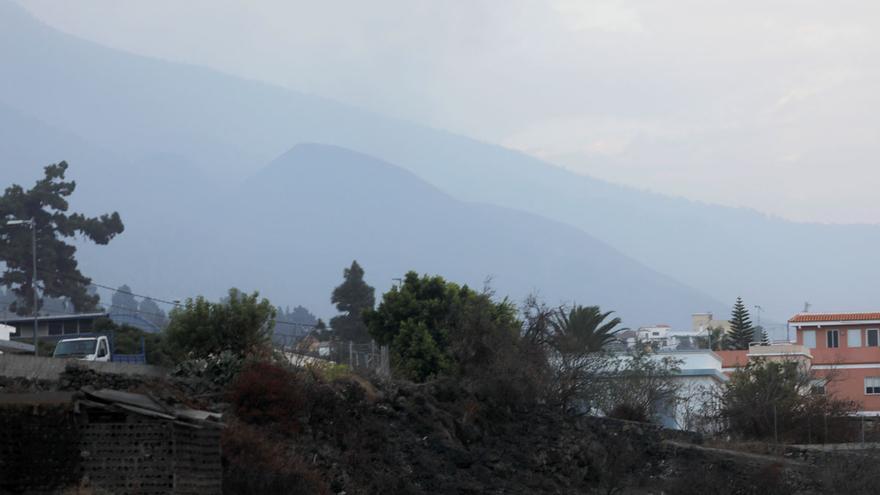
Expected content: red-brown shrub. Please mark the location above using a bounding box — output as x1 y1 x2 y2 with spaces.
227 362 306 435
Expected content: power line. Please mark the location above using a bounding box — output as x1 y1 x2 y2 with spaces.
88 282 182 307
4 273 324 331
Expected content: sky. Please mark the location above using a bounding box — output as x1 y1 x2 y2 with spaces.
17 0 880 225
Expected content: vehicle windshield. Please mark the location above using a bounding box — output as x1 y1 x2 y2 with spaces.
53 339 97 358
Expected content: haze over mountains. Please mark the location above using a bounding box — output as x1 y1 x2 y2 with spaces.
2 0 877 331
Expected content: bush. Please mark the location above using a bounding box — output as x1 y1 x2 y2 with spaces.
228 362 306 435
721 358 856 442
172 350 244 387
165 288 275 363
593 349 681 424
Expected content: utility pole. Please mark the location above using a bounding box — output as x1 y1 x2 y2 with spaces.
6 218 38 356
30 219 36 356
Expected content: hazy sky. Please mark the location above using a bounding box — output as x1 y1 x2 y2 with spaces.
18 0 880 224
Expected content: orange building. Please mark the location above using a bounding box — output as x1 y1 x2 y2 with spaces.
789 312 880 414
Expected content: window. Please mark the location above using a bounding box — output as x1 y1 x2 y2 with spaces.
869 329 880 347
48 322 63 336
866 377 880 395
803 330 816 349
827 329 839 348
79 319 92 332
810 380 827 395
96 341 108 358
848 329 862 347
63 322 77 335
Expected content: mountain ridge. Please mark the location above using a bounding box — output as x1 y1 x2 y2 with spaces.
2 0 878 325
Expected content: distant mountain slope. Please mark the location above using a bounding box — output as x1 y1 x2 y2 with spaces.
199 144 726 327
2 0 878 323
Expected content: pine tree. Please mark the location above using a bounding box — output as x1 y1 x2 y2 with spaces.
756 325 770 345
330 261 375 342
1 163 124 315
727 297 755 350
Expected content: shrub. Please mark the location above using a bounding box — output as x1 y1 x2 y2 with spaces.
721 358 856 442
172 350 244 387
165 288 275 362
228 362 306 435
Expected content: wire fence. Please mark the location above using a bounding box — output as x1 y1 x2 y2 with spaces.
277 337 390 379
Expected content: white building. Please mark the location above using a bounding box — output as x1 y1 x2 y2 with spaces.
654 349 727 432
636 325 705 351
0 324 13 341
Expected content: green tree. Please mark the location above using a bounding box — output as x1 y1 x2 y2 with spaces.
392 320 453 382
551 305 624 353
365 271 524 383
329 260 375 342
727 297 755 350
164 288 275 362
538 304 626 411
0 162 124 315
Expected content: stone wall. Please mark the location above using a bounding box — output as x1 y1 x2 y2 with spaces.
0 353 166 381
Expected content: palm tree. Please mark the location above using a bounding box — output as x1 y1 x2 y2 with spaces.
551 305 625 353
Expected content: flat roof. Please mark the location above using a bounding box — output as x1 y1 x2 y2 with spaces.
1 312 109 323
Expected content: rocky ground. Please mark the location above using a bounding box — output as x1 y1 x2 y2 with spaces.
2 363 874 494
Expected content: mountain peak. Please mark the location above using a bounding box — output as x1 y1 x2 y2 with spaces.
250 142 450 203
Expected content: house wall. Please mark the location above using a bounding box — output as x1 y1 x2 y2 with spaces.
8 318 97 338
795 324 880 412
813 367 880 413
716 350 749 371
795 325 880 363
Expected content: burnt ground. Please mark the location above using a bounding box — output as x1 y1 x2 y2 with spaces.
231 376 836 495
2 365 872 494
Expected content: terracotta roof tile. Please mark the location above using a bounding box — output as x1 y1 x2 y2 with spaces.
789 312 880 323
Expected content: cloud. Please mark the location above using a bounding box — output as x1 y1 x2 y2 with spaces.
551 0 644 33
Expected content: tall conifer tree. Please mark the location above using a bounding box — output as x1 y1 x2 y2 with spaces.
728 297 755 350
0 162 124 315
330 261 375 342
